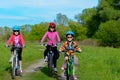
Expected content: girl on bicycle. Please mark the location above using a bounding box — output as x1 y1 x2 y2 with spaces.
40 22 60 72
6 25 25 73
59 31 82 80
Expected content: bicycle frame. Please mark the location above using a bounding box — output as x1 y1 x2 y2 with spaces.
65 51 75 80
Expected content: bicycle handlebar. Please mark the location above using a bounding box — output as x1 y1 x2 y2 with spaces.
6 45 25 48
40 43 60 47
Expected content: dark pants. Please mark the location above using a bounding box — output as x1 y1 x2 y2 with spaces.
44 45 59 68
11 46 23 61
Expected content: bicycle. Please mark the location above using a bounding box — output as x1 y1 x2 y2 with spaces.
64 51 75 80
8 46 22 79
42 44 59 76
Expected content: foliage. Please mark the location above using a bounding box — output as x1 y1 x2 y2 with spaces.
69 21 87 40
75 8 100 37
29 22 48 41
95 20 120 47
56 25 71 41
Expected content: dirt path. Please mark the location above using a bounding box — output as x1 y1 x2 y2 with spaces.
21 56 79 80
22 58 46 76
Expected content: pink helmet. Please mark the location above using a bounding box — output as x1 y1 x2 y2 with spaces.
49 22 56 28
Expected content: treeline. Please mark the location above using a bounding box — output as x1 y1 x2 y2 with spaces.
0 0 120 48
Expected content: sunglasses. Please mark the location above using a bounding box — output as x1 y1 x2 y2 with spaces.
67 37 73 38
13 30 19 32
50 26 55 28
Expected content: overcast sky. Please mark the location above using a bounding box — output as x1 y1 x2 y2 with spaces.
0 0 98 27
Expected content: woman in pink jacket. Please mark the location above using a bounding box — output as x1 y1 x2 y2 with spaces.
41 22 60 72
6 25 25 73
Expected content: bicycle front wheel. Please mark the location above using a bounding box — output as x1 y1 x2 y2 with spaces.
11 57 16 79
48 54 53 76
66 63 70 80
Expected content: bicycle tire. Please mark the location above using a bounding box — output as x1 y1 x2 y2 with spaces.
48 53 53 76
16 59 20 76
11 57 16 79
66 63 70 80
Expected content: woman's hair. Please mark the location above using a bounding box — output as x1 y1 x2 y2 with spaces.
48 28 56 32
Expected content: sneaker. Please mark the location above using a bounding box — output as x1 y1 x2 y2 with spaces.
54 68 57 72
61 65 65 70
20 70 23 73
44 56 48 62
74 75 77 80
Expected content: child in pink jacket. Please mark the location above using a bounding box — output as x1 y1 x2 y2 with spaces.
41 22 60 72
6 25 25 73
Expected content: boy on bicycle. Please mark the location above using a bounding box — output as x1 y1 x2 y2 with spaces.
6 25 25 73
59 31 82 80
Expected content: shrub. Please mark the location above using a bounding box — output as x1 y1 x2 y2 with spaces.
95 20 120 47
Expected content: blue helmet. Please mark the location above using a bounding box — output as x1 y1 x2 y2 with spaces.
12 25 20 31
66 31 74 37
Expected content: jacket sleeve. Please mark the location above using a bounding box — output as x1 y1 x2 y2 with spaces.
73 42 82 52
59 42 66 52
56 31 60 43
6 34 13 45
20 34 25 45
40 32 48 43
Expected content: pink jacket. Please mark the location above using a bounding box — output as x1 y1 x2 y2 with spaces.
41 31 60 46
6 34 24 46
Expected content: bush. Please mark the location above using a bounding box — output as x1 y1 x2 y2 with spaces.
95 20 120 47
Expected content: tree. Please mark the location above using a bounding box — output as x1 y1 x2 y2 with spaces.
75 8 100 37
54 13 69 26
97 0 120 22
69 21 87 40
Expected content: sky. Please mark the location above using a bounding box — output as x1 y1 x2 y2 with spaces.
0 0 98 27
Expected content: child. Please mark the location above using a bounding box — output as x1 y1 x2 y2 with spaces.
40 22 60 72
59 31 82 80
6 25 25 73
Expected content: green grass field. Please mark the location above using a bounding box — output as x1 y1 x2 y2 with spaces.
0 42 120 80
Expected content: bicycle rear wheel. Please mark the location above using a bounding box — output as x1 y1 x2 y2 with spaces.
11 57 16 79
48 54 53 76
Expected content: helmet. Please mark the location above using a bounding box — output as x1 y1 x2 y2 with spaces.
66 31 74 37
12 25 20 31
49 22 56 28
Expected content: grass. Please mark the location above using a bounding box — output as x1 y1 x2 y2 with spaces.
77 46 120 80
0 42 120 80
0 42 44 80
